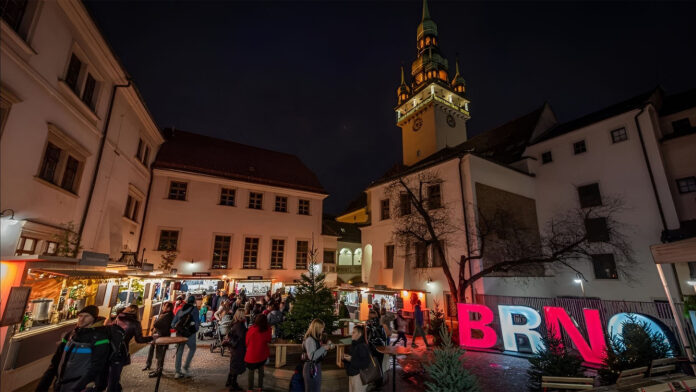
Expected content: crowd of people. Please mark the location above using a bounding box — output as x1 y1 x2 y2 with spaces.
36 288 430 392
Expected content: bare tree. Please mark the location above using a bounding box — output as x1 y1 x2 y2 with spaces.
386 171 635 302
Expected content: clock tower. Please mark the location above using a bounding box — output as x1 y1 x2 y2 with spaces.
396 0 471 166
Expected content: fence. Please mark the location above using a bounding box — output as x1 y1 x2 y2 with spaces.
474 294 696 357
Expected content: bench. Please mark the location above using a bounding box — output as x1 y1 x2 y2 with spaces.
541 376 594 391
268 342 350 369
649 358 680 378
636 382 680 392
616 366 649 387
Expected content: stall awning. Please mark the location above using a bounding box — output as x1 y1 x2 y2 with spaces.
31 269 128 279
651 237 696 264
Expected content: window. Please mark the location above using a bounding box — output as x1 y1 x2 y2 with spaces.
15 236 37 255
428 184 442 209
380 199 390 220
220 188 236 206
60 155 79 191
45 241 58 256
385 245 395 269
65 54 82 93
168 181 187 200
81 73 96 108
243 237 259 269
592 254 618 279
415 242 428 268
135 138 150 167
399 193 411 215
39 142 61 183
275 196 287 212
541 151 552 164
248 192 263 209
296 240 309 269
271 239 285 269
298 199 310 215
585 217 610 242
573 140 587 155
123 194 141 222
611 128 628 143
0 0 28 31
432 241 445 267
212 235 231 269
677 177 696 194
158 230 179 251
578 183 602 208
673 118 692 133
323 249 335 264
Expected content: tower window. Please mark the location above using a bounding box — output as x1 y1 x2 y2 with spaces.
425 37 431 45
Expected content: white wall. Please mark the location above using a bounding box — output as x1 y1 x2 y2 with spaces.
140 169 326 283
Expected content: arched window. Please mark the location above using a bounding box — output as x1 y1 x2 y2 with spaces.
353 248 363 265
339 248 353 265
425 37 431 45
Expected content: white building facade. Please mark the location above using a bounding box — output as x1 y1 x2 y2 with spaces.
139 129 329 285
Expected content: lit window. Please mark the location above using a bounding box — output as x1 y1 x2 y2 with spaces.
45 241 58 256
15 236 37 255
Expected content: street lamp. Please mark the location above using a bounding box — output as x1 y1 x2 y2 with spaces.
574 274 586 297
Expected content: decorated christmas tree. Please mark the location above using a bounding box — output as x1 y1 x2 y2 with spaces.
527 334 583 391
281 242 338 342
425 328 479 392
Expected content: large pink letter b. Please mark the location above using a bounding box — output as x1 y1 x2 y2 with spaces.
457 303 497 349
543 306 607 364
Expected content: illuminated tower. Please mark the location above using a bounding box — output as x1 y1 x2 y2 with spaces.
395 0 471 166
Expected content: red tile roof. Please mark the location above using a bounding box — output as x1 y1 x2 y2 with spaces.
154 129 326 194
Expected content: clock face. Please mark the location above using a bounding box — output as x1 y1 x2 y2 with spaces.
412 117 423 132
446 114 456 128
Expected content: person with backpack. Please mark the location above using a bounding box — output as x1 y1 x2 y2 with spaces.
173 295 185 314
171 295 200 379
302 318 335 392
108 304 153 391
392 310 408 347
224 309 247 391
144 302 174 378
411 300 429 348
244 313 272 391
36 305 110 392
342 325 370 392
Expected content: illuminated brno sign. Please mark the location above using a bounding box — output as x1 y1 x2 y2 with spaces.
457 303 678 364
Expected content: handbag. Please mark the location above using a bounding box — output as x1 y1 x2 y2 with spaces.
359 353 383 385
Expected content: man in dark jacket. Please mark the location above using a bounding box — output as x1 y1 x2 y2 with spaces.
171 295 200 378
36 305 109 392
343 325 370 390
107 304 152 391
143 302 174 377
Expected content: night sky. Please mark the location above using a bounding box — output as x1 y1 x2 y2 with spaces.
85 1 696 214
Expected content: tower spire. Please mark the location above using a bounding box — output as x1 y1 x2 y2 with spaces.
422 0 431 21
400 66 406 85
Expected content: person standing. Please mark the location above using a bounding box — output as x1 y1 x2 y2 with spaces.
245 314 272 391
199 300 209 323
171 295 200 379
36 306 109 392
144 302 174 378
411 300 429 348
366 309 387 386
108 304 153 391
338 300 349 319
392 310 408 347
225 309 247 391
173 295 185 314
342 325 370 392
302 319 334 392
211 289 221 312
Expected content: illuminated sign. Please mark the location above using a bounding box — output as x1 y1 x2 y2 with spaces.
457 303 677 364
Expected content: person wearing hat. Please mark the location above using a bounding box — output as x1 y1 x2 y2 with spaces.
170 295 200 379
36 305 110 391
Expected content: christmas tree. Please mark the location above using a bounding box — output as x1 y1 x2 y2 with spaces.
281 243 338 342
429 299 446 347
424 328 479 392
527 334 583 391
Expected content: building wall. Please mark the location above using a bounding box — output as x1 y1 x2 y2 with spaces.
140 169 327 283
659 108 696 222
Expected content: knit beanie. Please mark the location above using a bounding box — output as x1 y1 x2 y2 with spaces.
79 305 99 320
187 295 196 304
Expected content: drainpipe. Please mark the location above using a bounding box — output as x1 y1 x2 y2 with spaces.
457 154 474 302
77 79 132 252
136 164 155 263
636 105 694 366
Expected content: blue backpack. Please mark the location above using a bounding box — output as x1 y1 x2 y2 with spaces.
288 363 304 392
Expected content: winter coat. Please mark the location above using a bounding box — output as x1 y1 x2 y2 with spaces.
367 317 386 348
267 310 284 326
338 304 349 319
115 312 153 347
171 303 200 335
227 321 247 375
153 311 174 337
345 339 370 377
36 320 110 392
414 304 424 326
244 324 272 364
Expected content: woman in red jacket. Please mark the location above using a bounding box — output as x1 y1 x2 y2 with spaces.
244 313 271 391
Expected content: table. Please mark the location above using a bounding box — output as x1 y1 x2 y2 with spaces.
152 336 189 392
377 346 411 392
